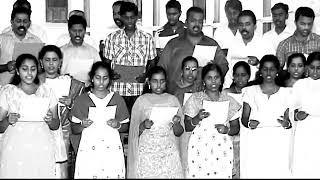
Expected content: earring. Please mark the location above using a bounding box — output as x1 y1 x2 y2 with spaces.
148 83 151 89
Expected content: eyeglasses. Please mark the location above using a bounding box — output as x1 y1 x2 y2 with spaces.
184 66 198 71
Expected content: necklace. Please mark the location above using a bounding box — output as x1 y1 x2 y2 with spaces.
234 86 242 94
204 89 220 101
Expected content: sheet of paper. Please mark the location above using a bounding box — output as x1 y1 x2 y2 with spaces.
202 100 229 125
192 45 217 67
113 64 145 83
183 93 192 105
46 77 71 98
149 106 179 127
68 58 93 82
155 34 179 49
88 105 117 126
12 42 44 61
19 97 50 122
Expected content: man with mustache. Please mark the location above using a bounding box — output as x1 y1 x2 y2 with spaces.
0 6 42 86
112 1 125 29
159 6 229 92
56 10 98 50
213 0 242 56
276 6 320 69
60 15 101 87
263 3 294 51
223 10 275 89
154 0 185 56
2 0 48 44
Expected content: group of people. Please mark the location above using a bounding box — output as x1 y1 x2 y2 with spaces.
0 0 319 179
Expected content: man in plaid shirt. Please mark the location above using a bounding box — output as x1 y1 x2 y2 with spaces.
104 1 157 114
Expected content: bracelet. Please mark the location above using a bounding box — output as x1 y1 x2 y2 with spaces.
294 112 302 121
190 118 197 127
284 121 292 129
116 123 122 130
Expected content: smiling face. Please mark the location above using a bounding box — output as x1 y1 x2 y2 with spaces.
308 60 320 80
41 51 61 77
204 70 222 92
18 58 38 85
238 15 256 41
11 12 30 38
113 4 123 28
92 67 110 92
295 15 314 37
233 66 250 89
149 72 166 95
69 24 86 46
288 57 305 79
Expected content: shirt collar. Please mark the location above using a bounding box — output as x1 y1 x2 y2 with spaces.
293 31 315 42
8 29 34 40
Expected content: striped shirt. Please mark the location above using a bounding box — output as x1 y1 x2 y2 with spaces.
276 32 320 68
104 29 157 96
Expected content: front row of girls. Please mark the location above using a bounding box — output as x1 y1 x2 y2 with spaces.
0 47 319 179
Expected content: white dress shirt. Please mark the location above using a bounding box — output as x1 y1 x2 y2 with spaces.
263 25 294 51
223 34 275 89
213 23 241 50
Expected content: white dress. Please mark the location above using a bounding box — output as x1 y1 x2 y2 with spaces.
240 85 292 178
0 84 57 178
73 92 125 179
184 91 240 179
290 78 320 178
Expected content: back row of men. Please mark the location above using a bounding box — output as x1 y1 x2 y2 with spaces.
1 0 319 111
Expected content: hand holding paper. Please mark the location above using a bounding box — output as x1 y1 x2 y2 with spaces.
202 100 229 125
88 105 117 126
149 106 179 127
192 45 217 67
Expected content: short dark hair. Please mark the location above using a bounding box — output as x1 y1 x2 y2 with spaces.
306 51 320 65
11 7 31 21
87 61 113 91
13 0 31 10
238 10 256 25
233 61 251 77
186 6 204 20
113 0 124 8
68 15 87 29
10 54 40 85
181 56 199 70
295 7 315 22
120 2 138 16
143 66 168 94
225 0 242 12
202 63 224 92
38 45 63 60
166 0 181 12
271 3 289 14
287 53 306 68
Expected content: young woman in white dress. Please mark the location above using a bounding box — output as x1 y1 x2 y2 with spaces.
290 51 320 178
240 55 292 178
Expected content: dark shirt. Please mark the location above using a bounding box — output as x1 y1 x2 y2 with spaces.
158 30 229 91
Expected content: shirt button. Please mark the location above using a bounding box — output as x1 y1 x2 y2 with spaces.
92 146 95 150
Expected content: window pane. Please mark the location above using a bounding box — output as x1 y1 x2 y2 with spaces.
46 0 68 23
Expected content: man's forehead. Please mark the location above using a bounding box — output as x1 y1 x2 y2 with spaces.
14 13 30 19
